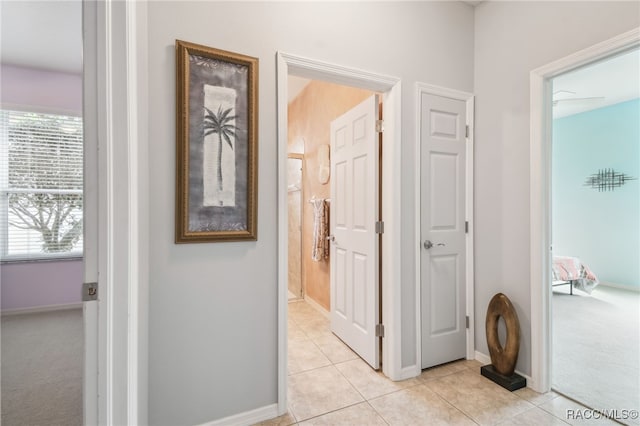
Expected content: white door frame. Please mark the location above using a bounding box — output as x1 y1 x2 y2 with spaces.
84 0 148 423
276 52 402 414
414 83 475 372
82 0 99 421
529 27 639 393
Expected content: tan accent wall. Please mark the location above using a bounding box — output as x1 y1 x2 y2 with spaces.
288 80 373 311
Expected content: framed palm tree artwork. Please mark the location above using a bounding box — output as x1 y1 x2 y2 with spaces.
175 40 258 242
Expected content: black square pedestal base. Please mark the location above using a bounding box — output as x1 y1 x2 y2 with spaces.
481 364 526 391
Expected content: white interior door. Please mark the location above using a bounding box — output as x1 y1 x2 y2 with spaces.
330 95 380 369
420 93 467 369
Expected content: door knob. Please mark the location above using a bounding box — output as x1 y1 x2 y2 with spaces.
423 240 445 249
326 235 335 242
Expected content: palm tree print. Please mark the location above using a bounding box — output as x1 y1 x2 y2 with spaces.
203 105 237 191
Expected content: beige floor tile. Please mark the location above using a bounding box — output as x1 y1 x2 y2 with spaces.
288 338 331 375
447 359 476 372
514 387 559 406
539 396 621 425
425 369 535 425
289 321 308 342
312 331 359 364
336 358 420 400
288 300 318 317
298 402 387 425
253 411 297 426
289 303 326 323
369 384 476 425
288 365 363 421
461 359 484 370
419 359 471 382
298 318 331 339
497 407 569 425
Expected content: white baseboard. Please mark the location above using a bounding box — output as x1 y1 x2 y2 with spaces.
304 295 330 318
196 403 278 426
599 282 640 293
1 302 82 316
475 351 490 365
398 364 421 381
474 350 534 387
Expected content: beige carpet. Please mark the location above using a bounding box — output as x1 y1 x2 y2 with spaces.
1 308 83 426
553 285 640 425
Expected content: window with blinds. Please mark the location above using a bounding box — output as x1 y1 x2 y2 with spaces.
0 110 83 260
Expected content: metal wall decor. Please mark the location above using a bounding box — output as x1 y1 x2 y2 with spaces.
584 168 636 192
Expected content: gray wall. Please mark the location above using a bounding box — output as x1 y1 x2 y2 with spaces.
146 2 474 424
473 1 640 375
146 2 640 422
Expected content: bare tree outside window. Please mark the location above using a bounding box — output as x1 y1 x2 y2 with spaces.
4 112 83 255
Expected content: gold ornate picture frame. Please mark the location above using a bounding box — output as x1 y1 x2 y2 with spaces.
175 40 258 242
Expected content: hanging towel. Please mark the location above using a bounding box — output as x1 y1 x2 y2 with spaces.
322 200 330 260
311 199 329 261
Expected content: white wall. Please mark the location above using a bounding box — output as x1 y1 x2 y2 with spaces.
146 2 474 424
473 1 640 376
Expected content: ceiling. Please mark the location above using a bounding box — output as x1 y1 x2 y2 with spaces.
552 48 640 118
2 0 638 118
1 0 83 74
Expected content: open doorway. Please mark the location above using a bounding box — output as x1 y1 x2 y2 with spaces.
1 1 85 425
277 52 403 418
285 77 379 353
530 27 640 410
284 72 395 422
286 77 376 311
550 47 639 414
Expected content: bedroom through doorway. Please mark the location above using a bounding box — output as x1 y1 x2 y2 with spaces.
550 47 640 417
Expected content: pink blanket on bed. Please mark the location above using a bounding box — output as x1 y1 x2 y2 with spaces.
552 256 598 281
552 256 599 294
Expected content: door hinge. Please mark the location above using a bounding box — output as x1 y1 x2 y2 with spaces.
83 282 98 301
375 221 384 234
465 315 470 329
465 124 469 138
376 119 384 133
465 221 469 234
375 324 385 337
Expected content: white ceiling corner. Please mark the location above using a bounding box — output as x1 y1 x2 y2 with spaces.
1 0 83 74
553 48 640 118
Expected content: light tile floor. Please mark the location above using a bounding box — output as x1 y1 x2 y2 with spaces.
257 300 620 426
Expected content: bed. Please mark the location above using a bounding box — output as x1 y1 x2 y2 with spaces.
552 256 599 295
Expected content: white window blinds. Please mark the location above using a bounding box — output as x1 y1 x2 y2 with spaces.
0 110 83 260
